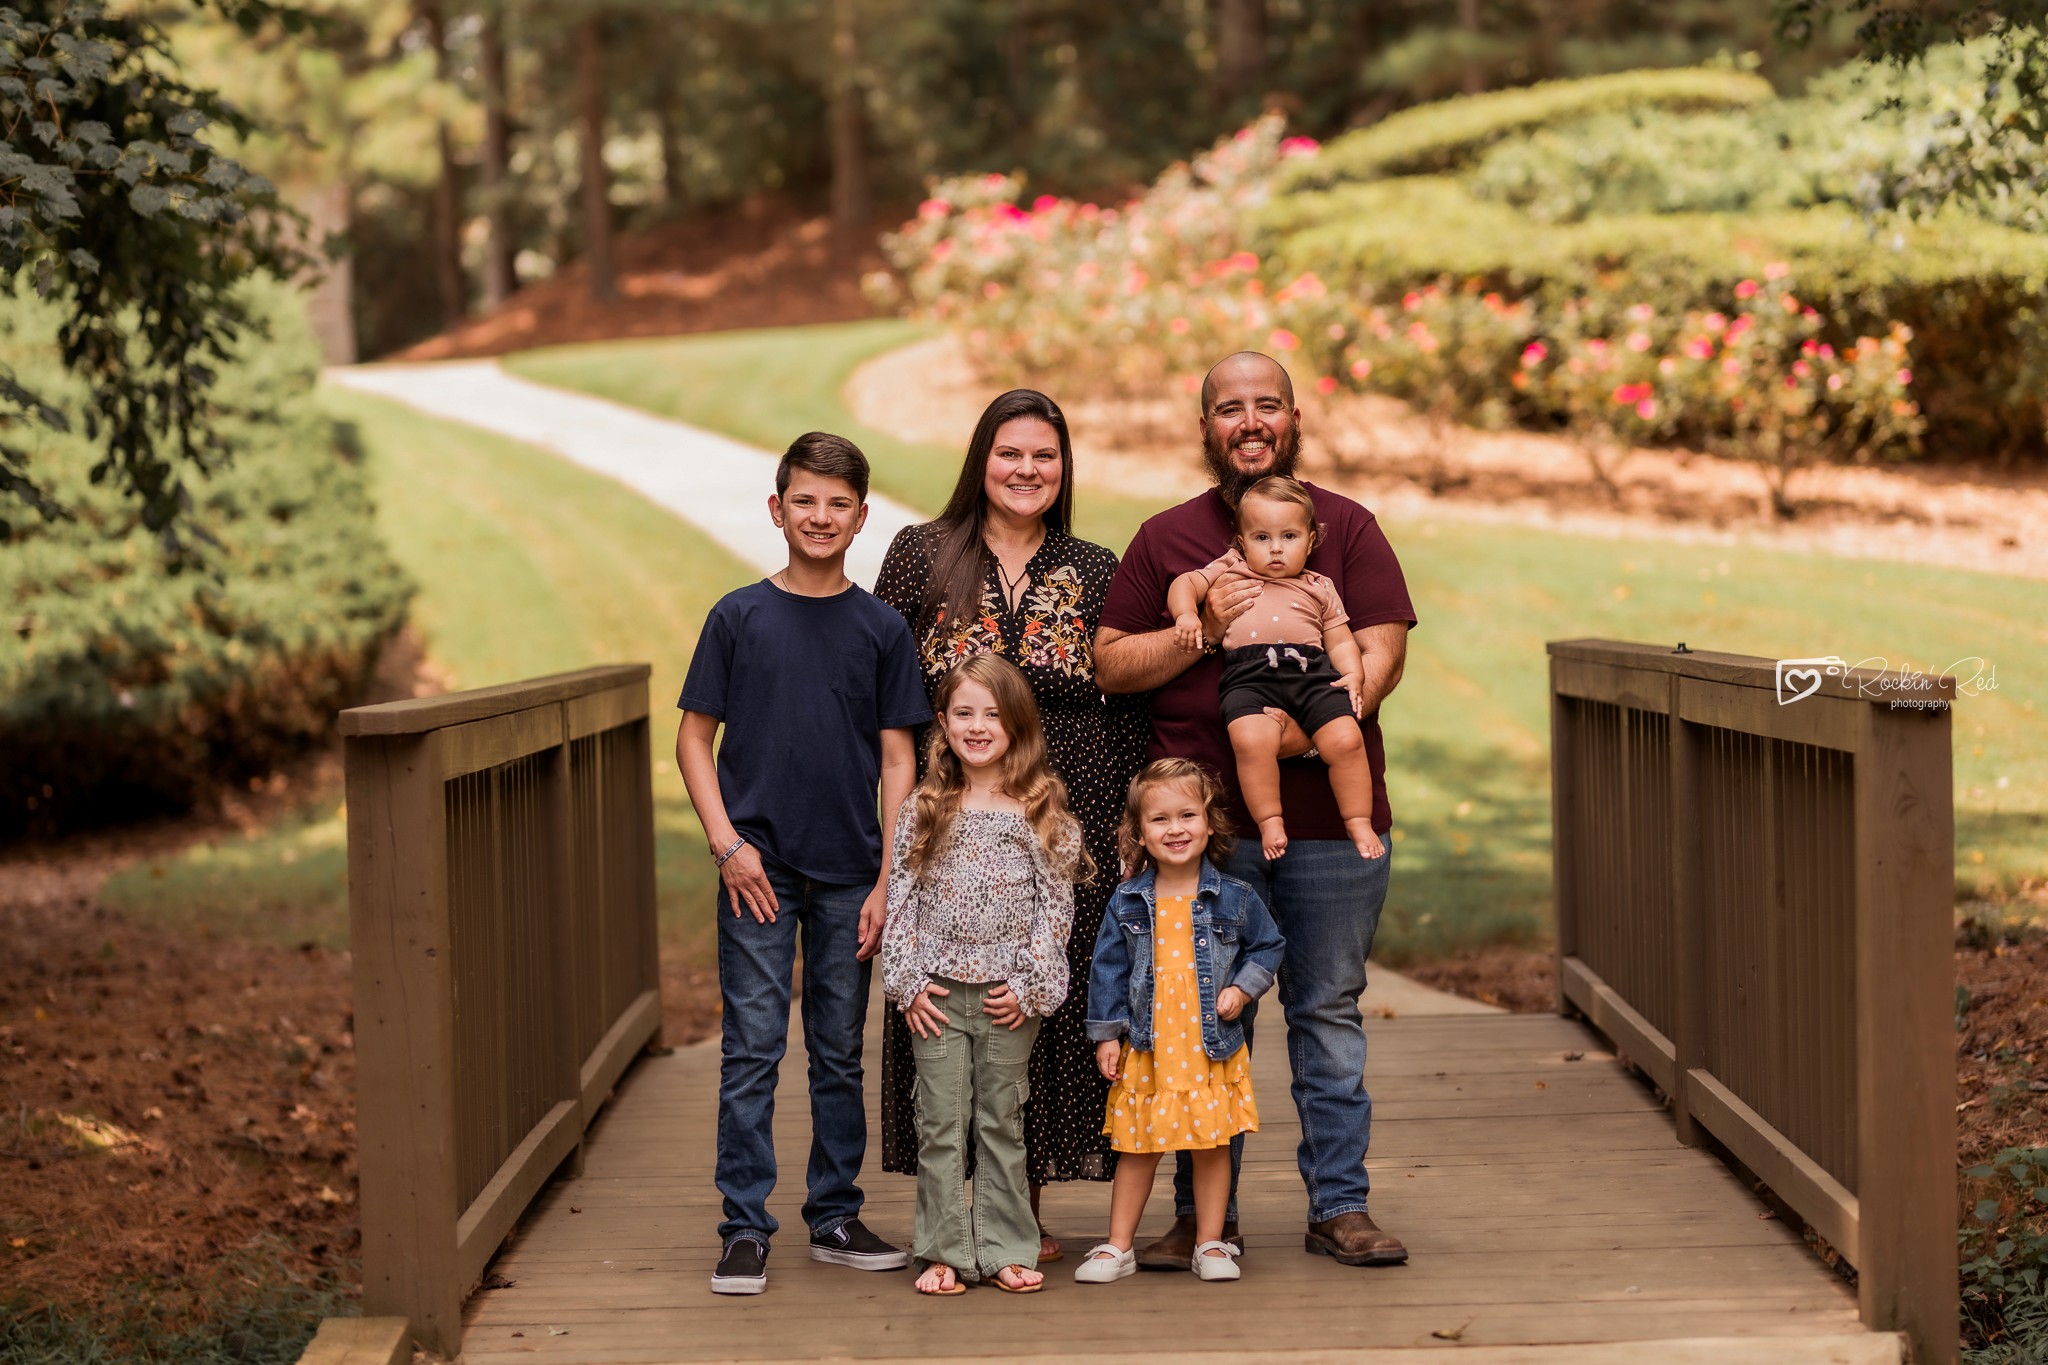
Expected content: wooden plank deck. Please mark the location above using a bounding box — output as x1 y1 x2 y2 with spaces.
461 990 1884 1363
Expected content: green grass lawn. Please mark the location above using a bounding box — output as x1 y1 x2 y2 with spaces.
102 389 757 963
506 319 2048 961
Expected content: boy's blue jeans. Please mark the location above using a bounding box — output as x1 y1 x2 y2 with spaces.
714 852 874 1248
1171 837 1390 1226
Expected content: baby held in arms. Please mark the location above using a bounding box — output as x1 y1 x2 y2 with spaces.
1167 475 1382 862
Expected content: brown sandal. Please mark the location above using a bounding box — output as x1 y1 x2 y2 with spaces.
914 1263 967 1295
990 1264 1044 1294
1038 1230 1064 1263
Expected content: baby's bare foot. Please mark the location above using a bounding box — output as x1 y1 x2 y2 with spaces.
1259 815 1289 861
1345 817 1385 860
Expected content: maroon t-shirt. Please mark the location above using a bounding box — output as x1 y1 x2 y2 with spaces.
1099 484 1417 837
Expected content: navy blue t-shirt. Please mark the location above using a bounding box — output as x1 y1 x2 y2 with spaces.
679 579 930 885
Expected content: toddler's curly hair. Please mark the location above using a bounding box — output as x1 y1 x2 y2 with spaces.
1117 757 1237 875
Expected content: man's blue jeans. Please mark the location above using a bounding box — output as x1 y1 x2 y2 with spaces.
1172 837 1390 1225
714 852 873 1248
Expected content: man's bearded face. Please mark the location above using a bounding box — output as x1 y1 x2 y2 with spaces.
1203 409 1301 503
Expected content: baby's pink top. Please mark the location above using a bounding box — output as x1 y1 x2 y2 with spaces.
1196 549 1349 651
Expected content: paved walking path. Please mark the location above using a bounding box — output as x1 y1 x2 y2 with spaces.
327 360 922 588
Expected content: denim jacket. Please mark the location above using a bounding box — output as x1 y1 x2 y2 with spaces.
1084 860 1286 1062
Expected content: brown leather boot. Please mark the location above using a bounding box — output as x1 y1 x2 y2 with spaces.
1304 1211 1408 1266
1137 1214 1244 1270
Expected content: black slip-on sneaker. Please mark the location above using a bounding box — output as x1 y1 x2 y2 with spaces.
809 1218 909 1270
711 1238 768 1294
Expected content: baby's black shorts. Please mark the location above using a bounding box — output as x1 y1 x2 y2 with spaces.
1219 643 1357 738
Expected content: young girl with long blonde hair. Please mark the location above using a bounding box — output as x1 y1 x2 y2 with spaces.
881 654 1092 1295
1077 758 1284 1283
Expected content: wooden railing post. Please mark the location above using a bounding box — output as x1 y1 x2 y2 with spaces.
1668 671 1704 1147
547 712 585 1177
1549 656 1578 1019
1853 701 1957 1365
346 733 463 1357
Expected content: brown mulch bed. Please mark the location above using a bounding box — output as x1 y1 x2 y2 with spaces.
389 194 897 362
1404 947 1559 1014
0 853 362 1341
1955 926 2048 1165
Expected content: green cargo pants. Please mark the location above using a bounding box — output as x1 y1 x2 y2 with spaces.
909 977 1041 1282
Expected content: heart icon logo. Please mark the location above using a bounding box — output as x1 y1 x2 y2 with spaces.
1775 656 1847 705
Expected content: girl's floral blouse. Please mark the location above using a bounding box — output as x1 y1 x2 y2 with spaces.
880 805 1077 1019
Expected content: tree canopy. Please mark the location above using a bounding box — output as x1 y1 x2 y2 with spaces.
1 0 310 546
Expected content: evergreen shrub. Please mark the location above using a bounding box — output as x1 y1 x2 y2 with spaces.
0 281 412 835
1262 178 2048 459
1282 66 1775 191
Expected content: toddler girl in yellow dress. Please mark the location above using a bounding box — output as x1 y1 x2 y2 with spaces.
1076 758 1285 1283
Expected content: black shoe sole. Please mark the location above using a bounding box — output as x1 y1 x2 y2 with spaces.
1304 1232 1408 1266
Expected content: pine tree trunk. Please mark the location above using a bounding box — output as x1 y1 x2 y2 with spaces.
1459 0 1484 94
828 0 869 238
1000 0 1034 162
478 6 516 312
577 14 616 303
655 72 685 210
419 0 466 325
1216 0 1265 108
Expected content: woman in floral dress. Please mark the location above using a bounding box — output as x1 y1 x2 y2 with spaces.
874 388 1148 1260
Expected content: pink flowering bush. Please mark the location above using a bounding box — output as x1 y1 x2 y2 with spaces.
878 131 1925 511
877 116 1323 395
1525 300 1678 495
1663 273 1922 516
1320 280 1536 489
1518 271 1922 513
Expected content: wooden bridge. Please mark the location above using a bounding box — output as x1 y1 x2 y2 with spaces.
307 641 1956 1365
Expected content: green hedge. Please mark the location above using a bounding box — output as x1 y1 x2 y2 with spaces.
0 281 412 835
1260 177 2048 460
1282 66 1775 192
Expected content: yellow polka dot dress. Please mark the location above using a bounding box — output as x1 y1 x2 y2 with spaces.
1104 896 1258 1153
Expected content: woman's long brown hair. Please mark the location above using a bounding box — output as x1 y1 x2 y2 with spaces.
904 655 1093 884
917 389 1078 638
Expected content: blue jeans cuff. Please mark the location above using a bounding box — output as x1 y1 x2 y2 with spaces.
724 1230 770 1252
1310 1202 1371 1223
1174 1204 1240 1223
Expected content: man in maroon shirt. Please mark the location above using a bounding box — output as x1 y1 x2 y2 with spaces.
1096 351 1415 1270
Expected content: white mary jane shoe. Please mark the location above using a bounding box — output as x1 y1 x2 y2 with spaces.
1192 1240 1242 1281
1073 1243 1137 1283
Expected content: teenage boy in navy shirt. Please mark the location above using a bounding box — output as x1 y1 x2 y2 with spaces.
678 432 930 1295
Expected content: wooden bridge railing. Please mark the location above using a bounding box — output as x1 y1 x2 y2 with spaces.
1549 638 1956 1365
341 664 661 1355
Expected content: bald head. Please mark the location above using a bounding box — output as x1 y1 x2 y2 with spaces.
1199 350 1302 501
1200 351 1295 416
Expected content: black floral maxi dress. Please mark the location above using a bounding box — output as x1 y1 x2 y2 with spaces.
874 523 1149 1184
